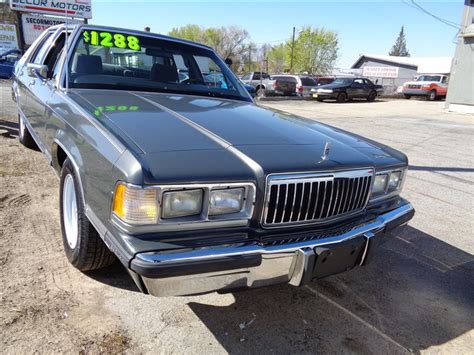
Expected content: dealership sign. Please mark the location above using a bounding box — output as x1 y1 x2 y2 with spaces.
22 14 81 45
10 0 92 19
362 66 399 78
0 24 19 51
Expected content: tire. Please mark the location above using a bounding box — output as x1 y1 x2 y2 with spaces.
18 114 39 150
403 94 411 99
428 90 437 101
367 91 377 102
336 92 347 103
59 158 115 271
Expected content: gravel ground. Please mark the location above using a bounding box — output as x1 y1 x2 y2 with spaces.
1 80 473 354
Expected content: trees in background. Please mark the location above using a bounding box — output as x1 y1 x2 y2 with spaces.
389 26 410 57
169 24 339 75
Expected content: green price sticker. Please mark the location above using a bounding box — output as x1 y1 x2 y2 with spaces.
83 31 141 51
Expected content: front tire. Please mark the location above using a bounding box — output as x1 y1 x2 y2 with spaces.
59 159 115 271
428 90 437 101
336 92 347 103
367 91 377 102
18 114 39 150
403 94 411 99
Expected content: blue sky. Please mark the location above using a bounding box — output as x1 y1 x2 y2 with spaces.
90 0 463 67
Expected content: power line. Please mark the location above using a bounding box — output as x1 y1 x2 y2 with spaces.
401 0 461 30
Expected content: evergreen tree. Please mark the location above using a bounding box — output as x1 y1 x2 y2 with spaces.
389 26 410 57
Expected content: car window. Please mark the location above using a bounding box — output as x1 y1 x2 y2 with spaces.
441 76 448 84
353 79 364 85
363 79 373 85
68 29 248 101
43 32 67 78
31 31 55 64
300 77 317 86
241 73 251 80
253 72 261 80
417 75 441 82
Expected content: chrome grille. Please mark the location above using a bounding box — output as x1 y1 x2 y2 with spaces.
263 169 373 227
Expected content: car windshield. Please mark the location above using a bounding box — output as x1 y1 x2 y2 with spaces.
332 78 353 85
417 75 441 82
67 29 249 101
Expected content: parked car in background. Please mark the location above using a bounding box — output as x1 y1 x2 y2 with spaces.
401 74 448 101
13 24 414 297
0 49 21 79
241 72 296 97
311 77 383 103
313 76 335 86
272 75 318 97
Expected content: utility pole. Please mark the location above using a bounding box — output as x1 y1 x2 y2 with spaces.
248 44 251 72
290 26 296 73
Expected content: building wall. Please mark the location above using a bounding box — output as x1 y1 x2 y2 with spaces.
353 58 418 95
446 1 474 109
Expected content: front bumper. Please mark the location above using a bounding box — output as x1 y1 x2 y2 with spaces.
312 92 336 99
402 89 430 96
130 202 414 297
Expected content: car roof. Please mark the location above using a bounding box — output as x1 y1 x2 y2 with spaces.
54 23 214 52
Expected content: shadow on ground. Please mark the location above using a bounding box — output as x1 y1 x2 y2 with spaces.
0 119 18 138
186 225 474 353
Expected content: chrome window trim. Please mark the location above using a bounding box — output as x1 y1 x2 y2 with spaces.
261 168 375 229
110 181 256 234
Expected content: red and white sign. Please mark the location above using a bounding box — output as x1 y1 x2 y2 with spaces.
362 66 399 78
22 14 81 45
10 0 92 19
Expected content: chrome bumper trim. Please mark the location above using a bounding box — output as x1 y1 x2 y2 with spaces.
134 203 414 296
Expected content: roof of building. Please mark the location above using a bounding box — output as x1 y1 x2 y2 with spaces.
352 54 453 74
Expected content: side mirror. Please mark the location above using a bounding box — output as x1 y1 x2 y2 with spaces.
27 63 48 82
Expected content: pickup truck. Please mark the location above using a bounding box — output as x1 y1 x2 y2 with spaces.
12 24 414 297
240 71 296 97
402 74 449 101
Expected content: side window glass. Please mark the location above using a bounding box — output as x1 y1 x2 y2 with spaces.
43 33 66 78
31 32 55 64
253 73 261 80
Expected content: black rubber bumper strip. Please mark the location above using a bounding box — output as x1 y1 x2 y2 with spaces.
131 253 262 279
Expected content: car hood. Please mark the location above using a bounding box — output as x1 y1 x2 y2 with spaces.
70 90 407 182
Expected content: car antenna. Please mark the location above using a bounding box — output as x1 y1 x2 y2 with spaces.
64 3 69 93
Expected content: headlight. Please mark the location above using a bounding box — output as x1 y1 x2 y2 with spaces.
209 188 244 215
113 183 158 224
112 182 256 227
162 189 203 218
387 171 402 192
372 174 388 198
370 169 406 200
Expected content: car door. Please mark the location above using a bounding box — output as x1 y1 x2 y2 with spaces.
19 30 56 138
347 79 362 98
25 30 66 152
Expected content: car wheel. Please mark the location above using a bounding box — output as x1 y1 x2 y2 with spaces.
428 90 437 101
367 91 377 102
18 114 39 150
336 92 347 103
60 158 115 271
403 94 411 99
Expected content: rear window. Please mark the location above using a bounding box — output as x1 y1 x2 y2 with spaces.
273 76 297 83
300 77 317 86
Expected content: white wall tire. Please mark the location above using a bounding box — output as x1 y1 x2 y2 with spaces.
59 158 116 271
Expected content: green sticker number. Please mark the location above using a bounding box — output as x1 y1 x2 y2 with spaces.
83 31 141 51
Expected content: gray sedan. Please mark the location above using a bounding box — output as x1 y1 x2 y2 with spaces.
12 24 414 297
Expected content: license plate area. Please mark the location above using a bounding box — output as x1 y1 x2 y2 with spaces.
312 235 366 280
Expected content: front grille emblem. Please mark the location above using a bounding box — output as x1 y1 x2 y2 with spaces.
321 142 331 161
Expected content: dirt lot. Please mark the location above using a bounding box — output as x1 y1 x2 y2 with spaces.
1 80 473 354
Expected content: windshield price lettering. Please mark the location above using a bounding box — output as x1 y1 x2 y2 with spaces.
83 31 141 51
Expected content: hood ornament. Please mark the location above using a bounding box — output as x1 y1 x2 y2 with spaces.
321 142 331 161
